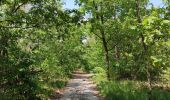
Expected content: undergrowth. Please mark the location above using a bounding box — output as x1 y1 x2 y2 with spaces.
92 67 170 100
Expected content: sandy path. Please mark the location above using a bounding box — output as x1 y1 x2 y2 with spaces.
51 70 100 100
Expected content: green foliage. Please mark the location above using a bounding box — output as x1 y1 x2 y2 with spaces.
99 81 170 100
92 67 105 74
0 0 170 99
80 0 170 80
93 72 170 100
91 67 107 84
77 0 170 99
0 0 86 99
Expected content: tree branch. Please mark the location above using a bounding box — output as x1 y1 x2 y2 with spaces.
0 24 39 29
12 2 27 13
108 43 118 51
93 32 102 39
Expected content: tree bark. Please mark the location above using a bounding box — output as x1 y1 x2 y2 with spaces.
114 45 119 61
100 2 111 81
136 0 152 100
92 1 111 80
101 26 111 81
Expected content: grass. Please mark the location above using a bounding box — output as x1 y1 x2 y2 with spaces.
36 79 67 99
92 70 170 100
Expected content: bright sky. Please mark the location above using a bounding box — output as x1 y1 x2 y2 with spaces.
62 0 78 9
150 0 164 7
62 0 164 9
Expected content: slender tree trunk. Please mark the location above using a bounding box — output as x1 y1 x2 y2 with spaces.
101 28 110 81
100 2 111 81
146 62 152 100
0 34 8 60
114 45 119 60
0 33 9 90
92 1 111 80
136 0 152 100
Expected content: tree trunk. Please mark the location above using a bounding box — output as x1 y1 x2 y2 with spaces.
114 45 119 61
0 34 8 60
101 29 111 81
92 1 111 80
100 2 111 81
136 0 152 100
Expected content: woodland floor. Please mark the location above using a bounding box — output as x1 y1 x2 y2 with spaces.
51 70 102 100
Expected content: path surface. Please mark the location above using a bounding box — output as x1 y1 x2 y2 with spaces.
51 70 100 100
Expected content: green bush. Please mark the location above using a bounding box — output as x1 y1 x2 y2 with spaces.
92 67 106 74
93 72 170 100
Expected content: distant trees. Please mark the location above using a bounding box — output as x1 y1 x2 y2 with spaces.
0 0 84 99
77 0 170 100
0 0 169 99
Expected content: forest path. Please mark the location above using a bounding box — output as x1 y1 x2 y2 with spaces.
51 70 100 100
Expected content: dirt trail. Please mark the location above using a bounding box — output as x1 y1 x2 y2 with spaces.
51 70 100 100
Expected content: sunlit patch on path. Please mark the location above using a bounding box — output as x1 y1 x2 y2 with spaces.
51 70 100 100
